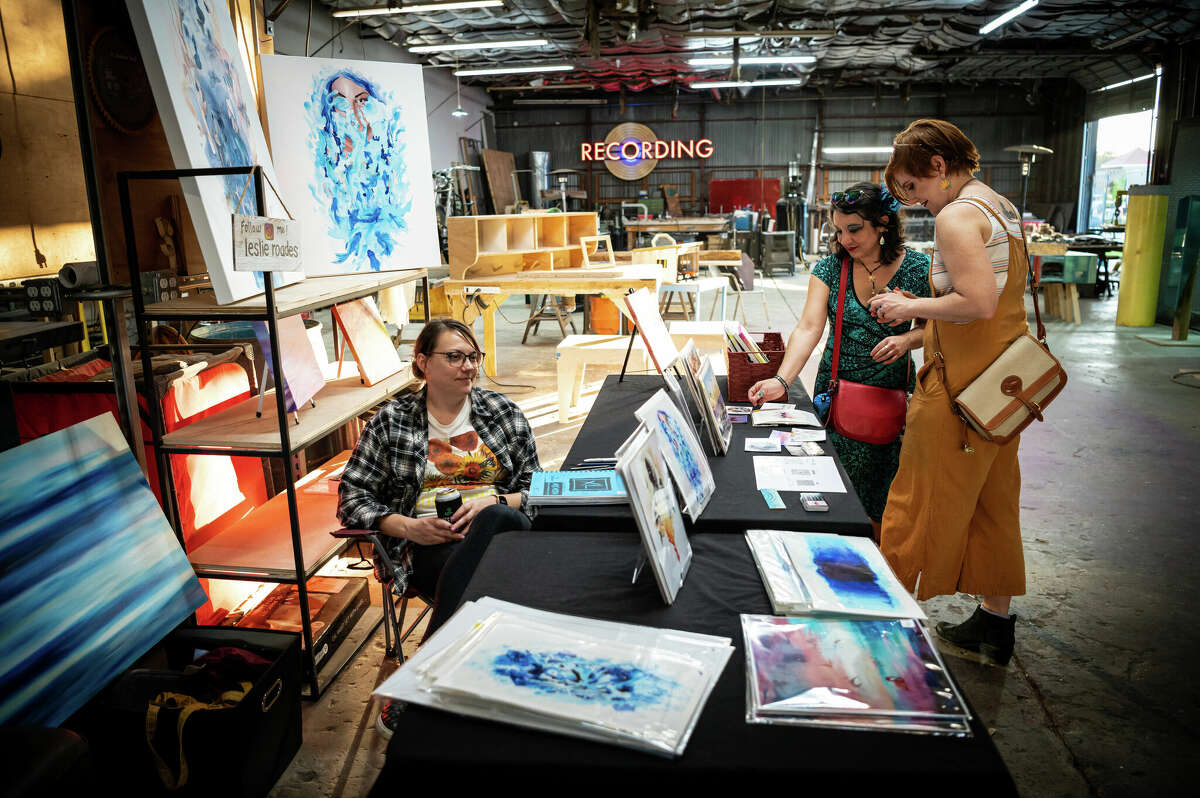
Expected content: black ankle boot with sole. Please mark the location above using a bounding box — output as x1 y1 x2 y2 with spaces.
934 606 1016 666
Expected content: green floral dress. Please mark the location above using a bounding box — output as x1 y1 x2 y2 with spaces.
811 249 931 521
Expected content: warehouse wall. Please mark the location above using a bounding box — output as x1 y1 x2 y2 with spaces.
494 81 1086 230
270 4 490 173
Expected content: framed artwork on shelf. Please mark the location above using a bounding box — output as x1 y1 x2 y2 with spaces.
331 297 404 386
259 54 439 275
253 315 325 413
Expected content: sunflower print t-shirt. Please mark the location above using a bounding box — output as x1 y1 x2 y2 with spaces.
414 399 506 517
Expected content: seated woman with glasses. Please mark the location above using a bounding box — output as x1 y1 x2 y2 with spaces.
748 182 930 532
338 318 539 641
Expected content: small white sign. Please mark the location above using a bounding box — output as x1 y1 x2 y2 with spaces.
232 214 303 272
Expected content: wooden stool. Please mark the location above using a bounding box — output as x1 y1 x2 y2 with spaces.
522 295 577 343
555 334 648 422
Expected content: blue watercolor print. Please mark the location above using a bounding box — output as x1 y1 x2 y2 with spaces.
810 542 895 609
489 648 676 711
306 70 414 272
173 0 263 287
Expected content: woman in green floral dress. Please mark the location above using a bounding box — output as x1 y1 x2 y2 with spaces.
750 183 931 529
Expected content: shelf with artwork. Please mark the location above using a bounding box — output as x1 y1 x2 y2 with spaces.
121 164 426 698
448 212 600 279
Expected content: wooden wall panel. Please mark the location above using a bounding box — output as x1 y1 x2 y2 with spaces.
0 0 93 281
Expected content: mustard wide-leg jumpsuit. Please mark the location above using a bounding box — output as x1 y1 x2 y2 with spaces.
881 197 1030 601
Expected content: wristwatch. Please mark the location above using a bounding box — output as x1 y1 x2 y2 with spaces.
496 494 508 506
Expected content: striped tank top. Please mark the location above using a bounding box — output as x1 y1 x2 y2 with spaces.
931 195 1023 297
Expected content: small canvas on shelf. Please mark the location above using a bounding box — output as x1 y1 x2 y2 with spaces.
253 315 325 413
331 297 404 386
616 425 692 604
633 389 714 521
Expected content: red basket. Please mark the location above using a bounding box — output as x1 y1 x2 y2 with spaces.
725 331 786 403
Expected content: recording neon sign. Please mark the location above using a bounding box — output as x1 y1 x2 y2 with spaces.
580 138 715 162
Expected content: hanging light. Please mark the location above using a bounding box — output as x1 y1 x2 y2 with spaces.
451 61 469 118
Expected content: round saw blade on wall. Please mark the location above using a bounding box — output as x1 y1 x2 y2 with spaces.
603 122 658 181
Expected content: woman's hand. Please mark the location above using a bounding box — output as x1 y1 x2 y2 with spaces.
870 335 912 365
449 495 499 534
748 376 786 408
867 288 919 327
380 513 462 545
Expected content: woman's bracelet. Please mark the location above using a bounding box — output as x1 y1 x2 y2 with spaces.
773 375 789 393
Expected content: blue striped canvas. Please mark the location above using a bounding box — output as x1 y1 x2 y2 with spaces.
0 413 206 727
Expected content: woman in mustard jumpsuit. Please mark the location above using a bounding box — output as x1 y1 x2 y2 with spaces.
868 119 1032 666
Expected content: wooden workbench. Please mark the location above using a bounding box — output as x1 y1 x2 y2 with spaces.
623 216 730 249
442 265 668 376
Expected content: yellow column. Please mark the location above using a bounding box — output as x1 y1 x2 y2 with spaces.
1117 187 1170 326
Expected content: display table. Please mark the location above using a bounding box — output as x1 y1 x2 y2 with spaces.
533 374 873 536
373 533 1017 791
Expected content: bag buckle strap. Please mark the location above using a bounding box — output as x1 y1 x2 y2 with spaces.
1001 375 1044 422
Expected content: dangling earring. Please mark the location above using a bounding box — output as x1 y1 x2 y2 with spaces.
939 177 951 191
879 234 885 246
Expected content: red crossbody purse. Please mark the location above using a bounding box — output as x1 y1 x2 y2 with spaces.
826 256 909 445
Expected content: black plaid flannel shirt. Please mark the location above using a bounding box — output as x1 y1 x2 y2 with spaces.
337 386 539 594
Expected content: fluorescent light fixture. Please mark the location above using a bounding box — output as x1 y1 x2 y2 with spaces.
688 55 816 68
409 38 547 53
511 98 606 105
692 78 807 89
979 0 1038 35
1095 72 1156 92
455 64 573 77
333 1 502 17
823 146 894 154
680 30 836 39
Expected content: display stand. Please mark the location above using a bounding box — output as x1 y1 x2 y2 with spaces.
119 165 430 699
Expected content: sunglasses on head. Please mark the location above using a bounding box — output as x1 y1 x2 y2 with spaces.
831 189 871 206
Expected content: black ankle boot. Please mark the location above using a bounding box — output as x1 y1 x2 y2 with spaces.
934 606 1016 666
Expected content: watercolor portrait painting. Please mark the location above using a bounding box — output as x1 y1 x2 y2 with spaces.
616 426 692 604
126 0 300 305
0 415 206 727
742 615 965 719
260 55 438 275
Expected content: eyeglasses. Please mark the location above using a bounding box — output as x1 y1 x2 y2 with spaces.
831 189 869 206
431 350 484 367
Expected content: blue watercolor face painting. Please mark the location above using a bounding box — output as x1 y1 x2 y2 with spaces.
489 648 676 712
809 540 895 610
306 71 414 271
172 0 258 216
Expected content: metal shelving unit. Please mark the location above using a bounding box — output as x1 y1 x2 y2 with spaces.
119 165 430 697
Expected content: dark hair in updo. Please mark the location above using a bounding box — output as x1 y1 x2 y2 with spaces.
412 318 481 380
830 182 906 265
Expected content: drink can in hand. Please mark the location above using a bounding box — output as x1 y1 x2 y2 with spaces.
435 487 462 521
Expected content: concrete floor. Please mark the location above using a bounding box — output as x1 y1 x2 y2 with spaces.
269 271 1200 797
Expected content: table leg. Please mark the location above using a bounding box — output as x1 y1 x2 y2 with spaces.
483 304 498 377
556 355 573 423
1068 283 1081 324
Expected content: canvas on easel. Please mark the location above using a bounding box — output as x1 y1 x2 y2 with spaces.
253 315 325 413
615 424 692 604
624 287 679 374
331 297 404 386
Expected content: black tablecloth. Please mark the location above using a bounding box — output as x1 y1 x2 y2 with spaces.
375 533 1016 792
534 374 873 536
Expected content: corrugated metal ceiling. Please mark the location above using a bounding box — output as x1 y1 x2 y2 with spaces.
311 1 1200 93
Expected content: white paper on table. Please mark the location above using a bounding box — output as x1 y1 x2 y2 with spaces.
760 402 795 411
787 428 827 442
746 438 782 452
752 456 846 493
